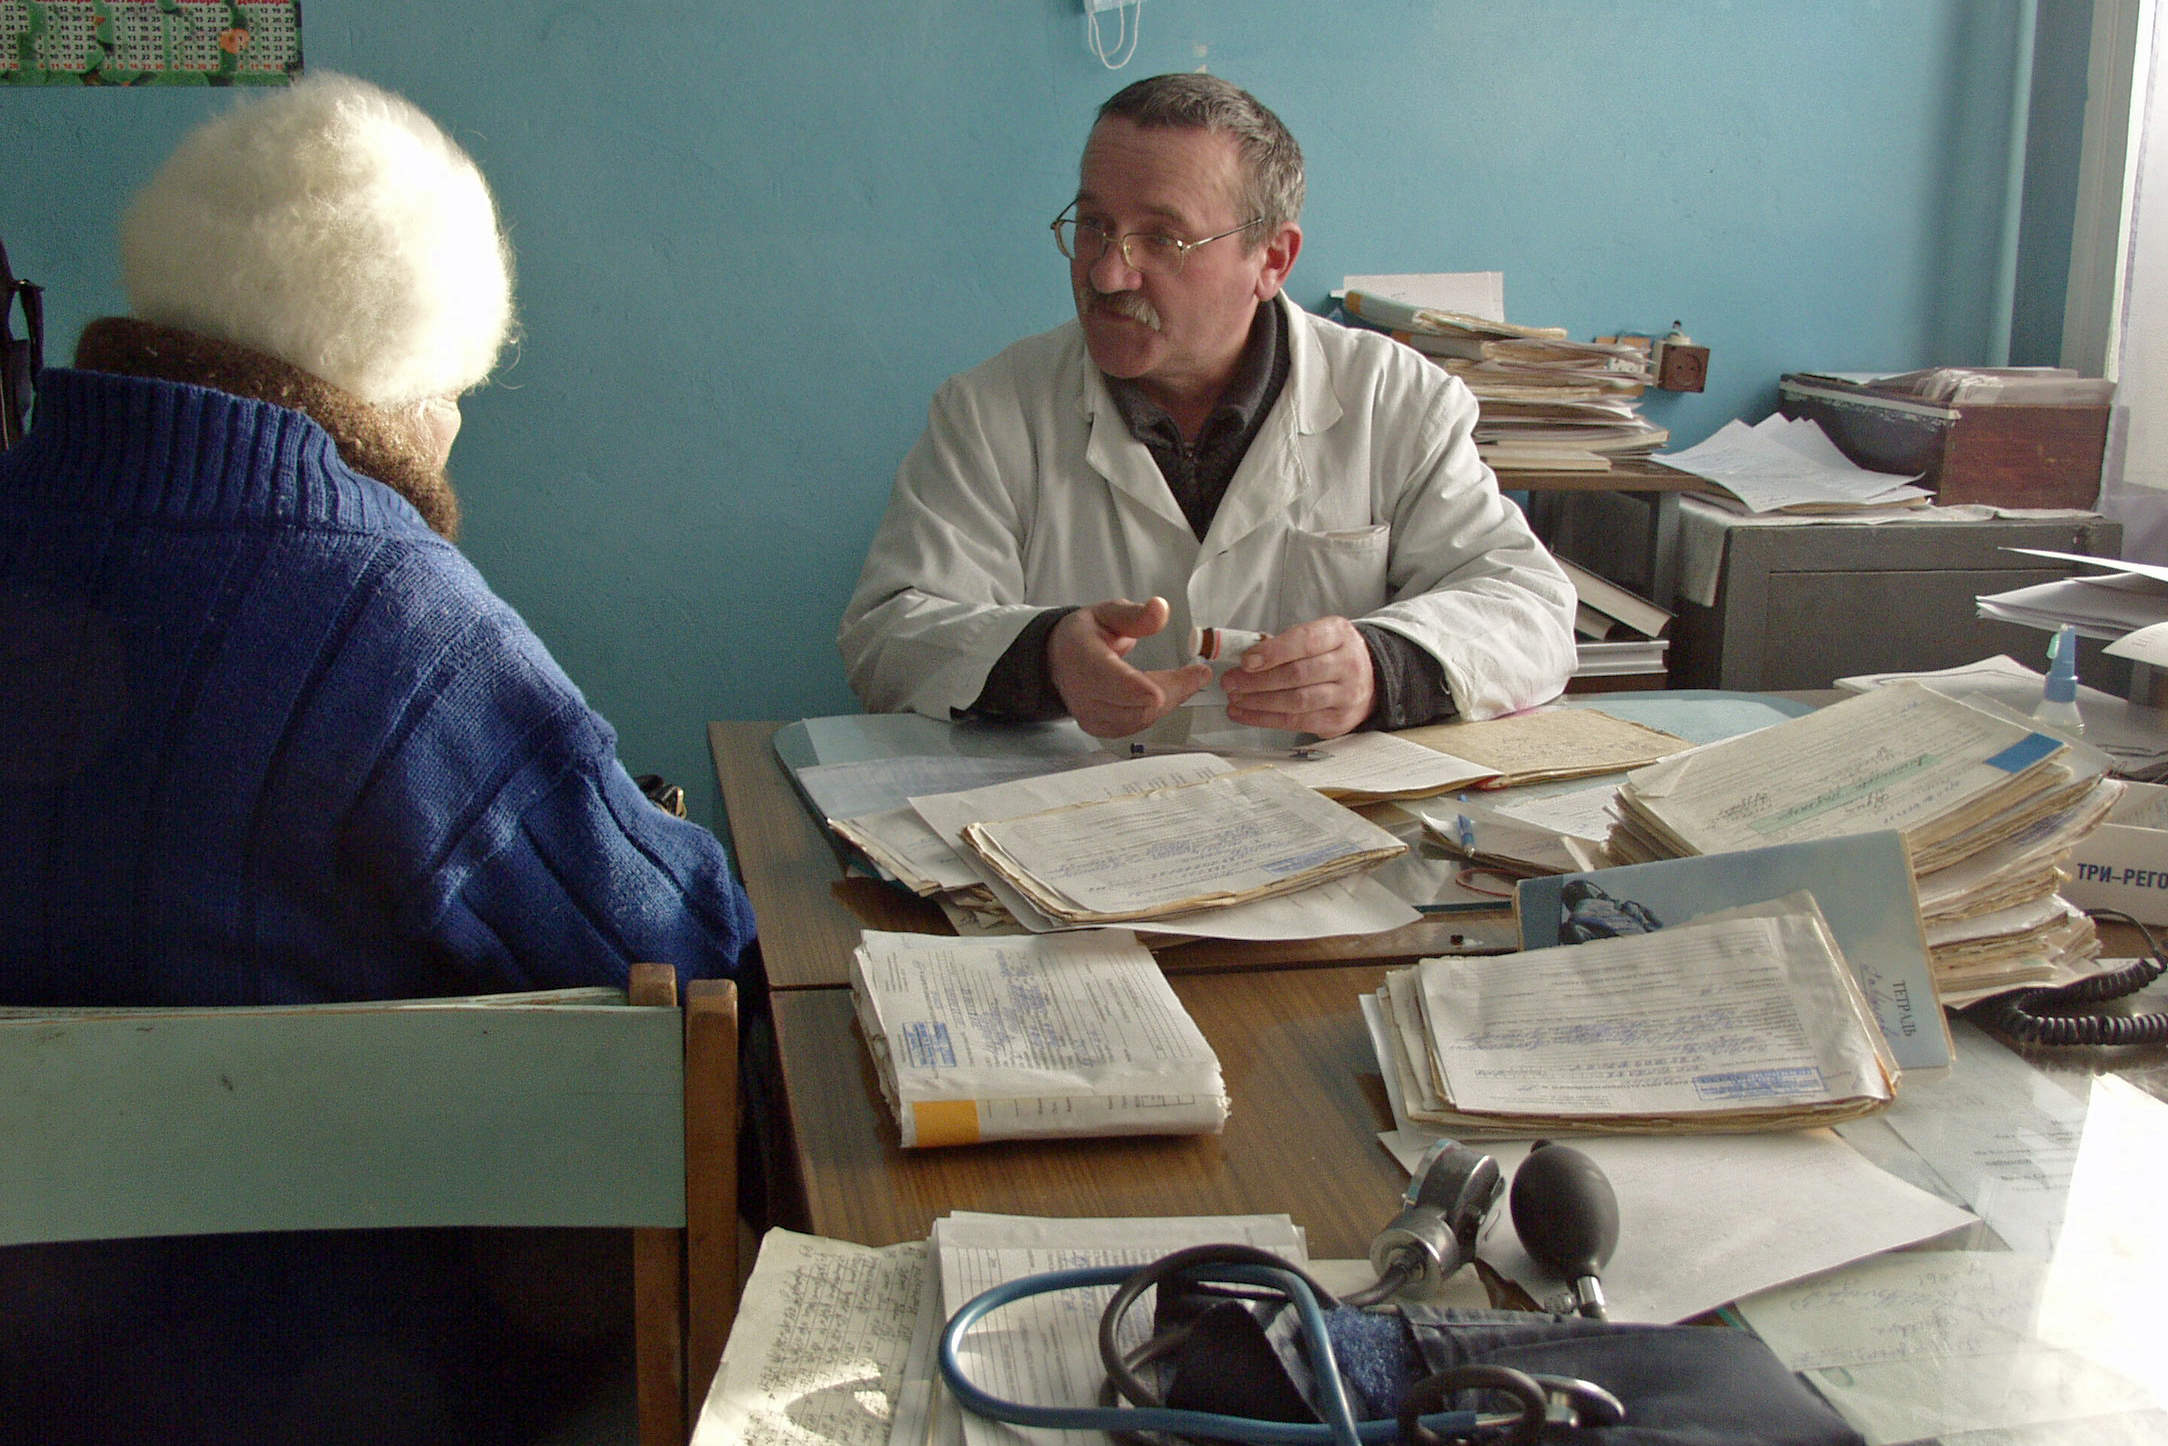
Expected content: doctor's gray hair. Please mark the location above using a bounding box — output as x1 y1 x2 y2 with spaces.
1095 74 1305 240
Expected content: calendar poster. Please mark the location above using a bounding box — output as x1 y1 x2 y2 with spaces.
4 0 299 85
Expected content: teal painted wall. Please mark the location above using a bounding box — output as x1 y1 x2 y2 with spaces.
2 1 2059 823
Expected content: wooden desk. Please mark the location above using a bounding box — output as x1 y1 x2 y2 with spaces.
709 720 1513 990
769 963 1405 1260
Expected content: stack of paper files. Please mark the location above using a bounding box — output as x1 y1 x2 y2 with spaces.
1602 683 2122 1002
850 930 1227 1147
959 765 1406 925
1340 288 1664 471
1374 894 1898 1135
830 749 1485 941
1837 655 2168 781
1516 833 1953 1072
1654 414 1931 514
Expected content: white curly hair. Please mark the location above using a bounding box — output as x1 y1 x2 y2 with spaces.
120 73 514 408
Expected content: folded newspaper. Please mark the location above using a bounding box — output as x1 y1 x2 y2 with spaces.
850 930 1228 1147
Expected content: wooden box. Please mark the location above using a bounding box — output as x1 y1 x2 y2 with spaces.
1778 375 2109 510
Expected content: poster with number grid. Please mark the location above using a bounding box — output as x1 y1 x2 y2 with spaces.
3 0 298 84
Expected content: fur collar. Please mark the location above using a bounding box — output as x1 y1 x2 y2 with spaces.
74 317 461 540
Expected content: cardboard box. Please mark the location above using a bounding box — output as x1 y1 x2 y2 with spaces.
1778 375 2109 510
2062 781 2168 925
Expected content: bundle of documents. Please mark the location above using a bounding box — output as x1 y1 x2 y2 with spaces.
1837 654 2168 781
828 746 1501 941
1374 893 1899 1136
960 765 1407 926
1792 365 2115 407
1602 683 2122 1001
1339 284 1664 471
1557 557 1670 683
1517 832 1952 1071
1653 413 1931 514
851 930 1227 1147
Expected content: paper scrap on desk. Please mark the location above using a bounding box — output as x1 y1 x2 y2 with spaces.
1737 1252 2160 1445
1397 706 1689 787
2106 616 2168 666
1252 729 1499 802
1837 1020 2088 1256
692 1230 925 1446
1977 575 2168 640
1367 1113 1974 1325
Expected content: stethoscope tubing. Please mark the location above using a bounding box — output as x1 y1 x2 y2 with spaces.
937 1262 1486 1446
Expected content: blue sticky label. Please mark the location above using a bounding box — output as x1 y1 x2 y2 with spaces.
1985 733 2062 772
900 1021 956 1070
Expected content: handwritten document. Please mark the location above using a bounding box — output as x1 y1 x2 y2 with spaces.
851 931 1225 1147
1415 895 1894 1125
694 1230 927 1446
1399 707 1688 787
1250 729 1498 802
933 1212 1307 1446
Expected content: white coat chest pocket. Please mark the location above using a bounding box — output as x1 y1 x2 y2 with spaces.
1279 524 1389 627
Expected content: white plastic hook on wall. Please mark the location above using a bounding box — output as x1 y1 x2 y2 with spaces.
1084 0 1143 70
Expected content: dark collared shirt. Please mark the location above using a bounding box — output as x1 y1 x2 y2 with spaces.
971 302 1455 729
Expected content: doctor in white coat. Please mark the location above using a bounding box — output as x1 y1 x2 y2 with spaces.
840 74 1576 739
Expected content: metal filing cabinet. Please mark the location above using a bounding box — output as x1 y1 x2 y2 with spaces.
1543 497 2125 692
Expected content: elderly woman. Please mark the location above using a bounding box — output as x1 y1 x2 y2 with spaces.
0 75 755 1443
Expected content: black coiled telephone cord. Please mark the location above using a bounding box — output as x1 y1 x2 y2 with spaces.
1975 908 2168 1046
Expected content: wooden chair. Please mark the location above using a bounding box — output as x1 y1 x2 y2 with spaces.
0 965 738 1446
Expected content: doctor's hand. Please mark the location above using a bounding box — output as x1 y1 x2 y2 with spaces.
1047 597 1212 739
1220 615 1376 740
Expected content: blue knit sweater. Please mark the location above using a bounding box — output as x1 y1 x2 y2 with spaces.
0 368 755 1005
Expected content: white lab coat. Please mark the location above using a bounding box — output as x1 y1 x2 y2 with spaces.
839 294 1577 722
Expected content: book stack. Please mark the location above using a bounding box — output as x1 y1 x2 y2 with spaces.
1558 557 1669 687
1600 682 2123 1004
1341 290 1665 472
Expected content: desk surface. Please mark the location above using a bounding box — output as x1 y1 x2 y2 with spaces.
770 962 1406 1259
709 720 1511 990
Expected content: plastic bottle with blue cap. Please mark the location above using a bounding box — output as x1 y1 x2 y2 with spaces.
2032 623 2085 734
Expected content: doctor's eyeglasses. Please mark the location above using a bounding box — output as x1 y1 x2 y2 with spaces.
1050 205 1262 277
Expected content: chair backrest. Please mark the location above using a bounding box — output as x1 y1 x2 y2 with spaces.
0 964 739 1445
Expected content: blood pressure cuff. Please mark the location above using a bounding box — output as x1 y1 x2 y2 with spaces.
1158 1297 1863 1446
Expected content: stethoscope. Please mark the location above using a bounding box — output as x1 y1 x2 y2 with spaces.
937 1141 1629 1445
